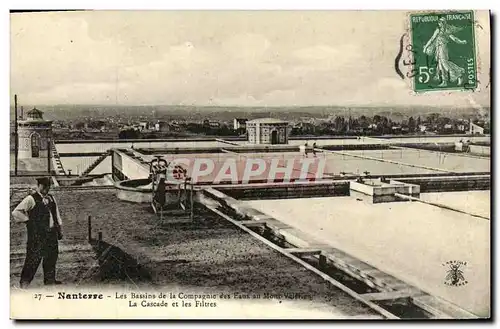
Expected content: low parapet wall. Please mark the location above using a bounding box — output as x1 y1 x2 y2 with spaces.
137 147 224 155
55 174 110 186
393 175 490 192
224 145 300 153
218 181 349 200
55 137 246 144
114 178 180 204
322 144 390 151
114 178 153 203
468 145 490 157
209 174 488 200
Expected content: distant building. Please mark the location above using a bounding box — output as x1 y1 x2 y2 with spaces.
203 119 221 129
470 122 485 135
138 122 150 131
154 121 170 132
391 126 402 133
233 118 248 130
419 125 427 133
246 118 290 145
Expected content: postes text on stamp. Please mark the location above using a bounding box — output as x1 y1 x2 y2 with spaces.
410 11 476 92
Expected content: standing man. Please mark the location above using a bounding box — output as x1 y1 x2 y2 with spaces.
12 177 63 288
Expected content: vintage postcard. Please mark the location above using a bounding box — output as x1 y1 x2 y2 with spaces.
9 10 491 320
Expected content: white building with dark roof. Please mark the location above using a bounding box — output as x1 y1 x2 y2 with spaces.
246 118 290 144
470 122 485 135
233 118 248 130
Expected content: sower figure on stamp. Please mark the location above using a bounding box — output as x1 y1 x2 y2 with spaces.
12 177 63 288
423 17 467 87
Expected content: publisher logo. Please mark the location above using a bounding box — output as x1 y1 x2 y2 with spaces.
442 260 468 286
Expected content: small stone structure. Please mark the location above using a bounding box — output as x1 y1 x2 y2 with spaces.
349 178 420 203
17 107 53 159
246 118 290 145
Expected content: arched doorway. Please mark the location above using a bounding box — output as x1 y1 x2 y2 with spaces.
271 130 278 144
31 133 40 158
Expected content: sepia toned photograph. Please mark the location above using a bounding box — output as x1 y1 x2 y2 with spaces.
9 10 491 320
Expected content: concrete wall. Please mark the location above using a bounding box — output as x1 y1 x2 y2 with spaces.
16 158 51 173
396 176 490 192
350 181 377 196
389 180 421 195
469 145 490 156
116 187 154 203
218 182 349 200
114 179 180 204
116 151 150 179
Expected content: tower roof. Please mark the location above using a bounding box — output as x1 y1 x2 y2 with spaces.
26 107 44 120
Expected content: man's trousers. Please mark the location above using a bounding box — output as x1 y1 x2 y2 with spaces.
20 222 59 285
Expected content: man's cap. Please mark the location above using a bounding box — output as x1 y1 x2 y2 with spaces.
36 177 52 186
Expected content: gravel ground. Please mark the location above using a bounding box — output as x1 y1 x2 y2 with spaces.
10 188 379 318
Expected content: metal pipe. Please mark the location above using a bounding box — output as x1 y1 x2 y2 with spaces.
47 137 51 174
394 193 489 220
190 182 194 220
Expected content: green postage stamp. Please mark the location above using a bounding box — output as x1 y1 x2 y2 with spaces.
410 11 477 92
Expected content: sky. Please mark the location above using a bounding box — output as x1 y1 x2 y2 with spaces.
10 11 491 108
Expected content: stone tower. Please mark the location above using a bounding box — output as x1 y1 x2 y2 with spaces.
18 107 53 160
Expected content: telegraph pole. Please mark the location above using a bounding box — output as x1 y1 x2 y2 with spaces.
190 181 194 221
14 95 18 176
47 136 52 174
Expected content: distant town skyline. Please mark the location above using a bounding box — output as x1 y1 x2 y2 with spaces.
11 11 490 108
